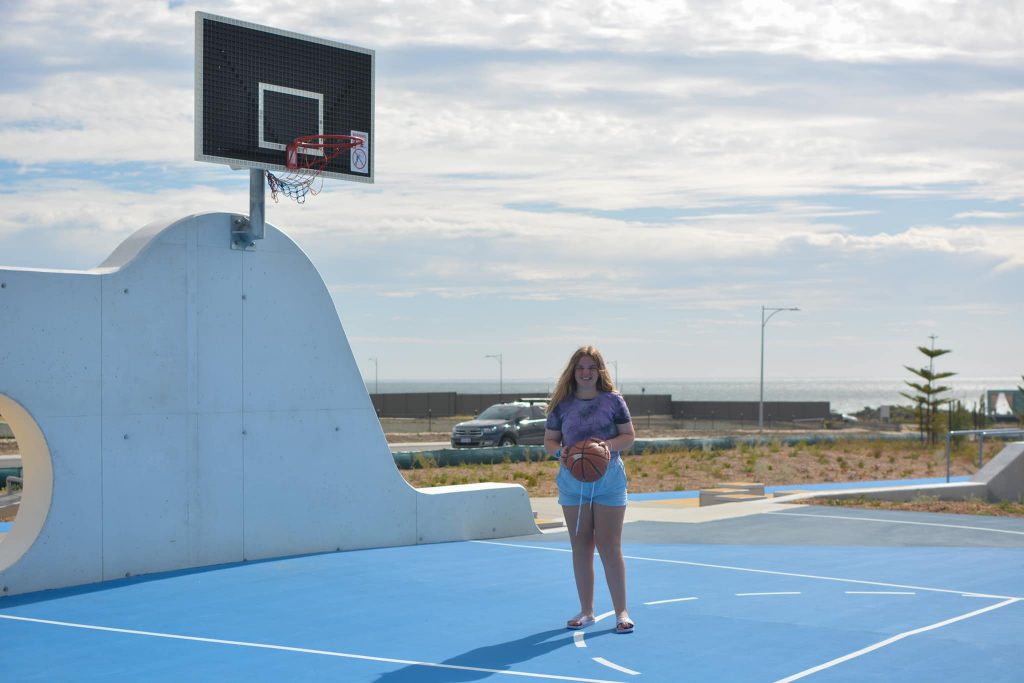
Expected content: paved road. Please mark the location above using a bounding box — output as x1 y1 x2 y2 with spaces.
387 441 449 453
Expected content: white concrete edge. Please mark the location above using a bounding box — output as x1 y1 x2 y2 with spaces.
769 481 990 505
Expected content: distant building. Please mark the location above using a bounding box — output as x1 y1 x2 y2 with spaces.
986 389 1024 421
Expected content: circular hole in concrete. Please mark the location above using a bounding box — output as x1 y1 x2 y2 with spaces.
0 395 53 573
0 420 18 534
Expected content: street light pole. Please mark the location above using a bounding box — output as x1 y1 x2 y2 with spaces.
485 354 503 399
759 305 799 432
368 357 378 395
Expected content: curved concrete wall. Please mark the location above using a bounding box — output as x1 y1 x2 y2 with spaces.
0 213 535 596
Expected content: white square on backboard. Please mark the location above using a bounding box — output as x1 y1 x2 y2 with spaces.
258 83 324 154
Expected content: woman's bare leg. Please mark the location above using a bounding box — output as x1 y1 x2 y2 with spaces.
562 504 596 620
593 503 630 622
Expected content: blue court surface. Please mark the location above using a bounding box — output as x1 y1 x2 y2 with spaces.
2 504 1023 682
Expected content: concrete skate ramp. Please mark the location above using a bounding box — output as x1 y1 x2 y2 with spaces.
0 213 535 596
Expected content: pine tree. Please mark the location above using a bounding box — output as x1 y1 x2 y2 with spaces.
899 336 956 444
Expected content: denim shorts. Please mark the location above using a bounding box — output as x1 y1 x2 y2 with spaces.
557 456 628 507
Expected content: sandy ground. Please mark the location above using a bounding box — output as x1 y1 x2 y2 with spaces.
3 417 1019 517
395 434 994 495
381 416 1024 517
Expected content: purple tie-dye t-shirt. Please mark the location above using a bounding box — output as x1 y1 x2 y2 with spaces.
546 392 632 455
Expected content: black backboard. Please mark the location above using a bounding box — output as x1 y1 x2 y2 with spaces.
195 13 373 182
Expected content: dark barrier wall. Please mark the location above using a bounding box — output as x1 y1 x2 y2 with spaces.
672 401 830 421
372 392 457 417
456 394 519 416
370 393 673 418
370 393 828 420
623 394 673 416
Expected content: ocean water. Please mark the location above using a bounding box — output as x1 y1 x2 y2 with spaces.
369 377 1020 415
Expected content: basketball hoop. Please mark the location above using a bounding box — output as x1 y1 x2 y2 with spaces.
266 134 365 203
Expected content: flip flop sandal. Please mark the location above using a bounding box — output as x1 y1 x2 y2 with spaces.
566 613 596 630
615 616 635 634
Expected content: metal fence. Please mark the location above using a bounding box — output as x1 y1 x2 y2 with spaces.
944 428 1024 482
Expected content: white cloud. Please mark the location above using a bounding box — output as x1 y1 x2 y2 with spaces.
2 0 1022 381
219 0 1023 63
801 224 1024 269
0 75 193 164
954 210 1024 220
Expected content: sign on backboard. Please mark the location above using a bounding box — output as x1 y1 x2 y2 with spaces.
194 12 374 183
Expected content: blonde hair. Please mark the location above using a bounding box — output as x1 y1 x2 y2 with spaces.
546 345 617 413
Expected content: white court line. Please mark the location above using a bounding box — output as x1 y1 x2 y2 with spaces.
474 540 1020 680
846 591 915 595
737 592 801 596
772 597 1022 683
767 510 1024 536
593 657 640 676
0 614 621 683
644 597 698 606
474 541 1021 600
570 610 613 651
571 611 639 675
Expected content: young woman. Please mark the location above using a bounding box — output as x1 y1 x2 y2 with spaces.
544 345 636 634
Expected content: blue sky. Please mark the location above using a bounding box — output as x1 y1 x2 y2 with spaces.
1 1 1022 387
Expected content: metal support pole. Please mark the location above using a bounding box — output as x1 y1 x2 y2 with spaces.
759 308 766 431
369 357 379 395
249 169 265 241
759 305 799 432
232 169 266 249
945 432 951 483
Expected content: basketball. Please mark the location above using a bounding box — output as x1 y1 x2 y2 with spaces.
561 438 610 483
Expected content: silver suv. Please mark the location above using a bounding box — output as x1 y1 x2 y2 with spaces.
450 401 547 448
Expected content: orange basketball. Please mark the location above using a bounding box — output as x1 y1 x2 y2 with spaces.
561 438 610 483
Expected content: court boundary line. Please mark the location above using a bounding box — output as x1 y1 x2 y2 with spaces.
644 596 698 605
592 656 640 676
574 610 641 677
474 541 1022 600
0 614 622 683
478 540 1023 680
766 510 1024 536
771 597 1021 682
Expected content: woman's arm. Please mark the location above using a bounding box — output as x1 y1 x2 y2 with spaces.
602 421 635 454
544 428 563 457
